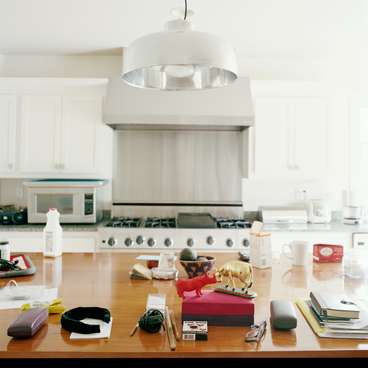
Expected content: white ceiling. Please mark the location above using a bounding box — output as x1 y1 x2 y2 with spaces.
0 0 366 61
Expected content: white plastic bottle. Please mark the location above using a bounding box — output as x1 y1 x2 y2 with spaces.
43 208 63 257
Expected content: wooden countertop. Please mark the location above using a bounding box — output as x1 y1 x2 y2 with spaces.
0 252 368 359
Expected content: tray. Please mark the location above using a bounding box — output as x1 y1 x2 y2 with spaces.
0 254 36 278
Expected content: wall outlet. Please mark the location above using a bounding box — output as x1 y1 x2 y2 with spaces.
294 188 307 201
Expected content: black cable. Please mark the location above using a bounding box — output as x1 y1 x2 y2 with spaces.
184 0 188 20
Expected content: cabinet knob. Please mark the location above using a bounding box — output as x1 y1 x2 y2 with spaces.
7 163 13 170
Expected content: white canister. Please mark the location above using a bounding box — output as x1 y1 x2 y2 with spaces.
0 240 11 261
250 232 272 269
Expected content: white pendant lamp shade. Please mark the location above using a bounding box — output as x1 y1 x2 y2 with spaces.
122 13 238 90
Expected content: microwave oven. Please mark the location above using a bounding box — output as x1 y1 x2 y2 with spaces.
24 180 106 224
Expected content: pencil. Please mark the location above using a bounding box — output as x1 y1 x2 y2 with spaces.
165 306 176 350
129 322 139 337
169 309 180 341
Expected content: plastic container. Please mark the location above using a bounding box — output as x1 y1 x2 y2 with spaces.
250 232 272 269
43 208 63 257
0 240 11 261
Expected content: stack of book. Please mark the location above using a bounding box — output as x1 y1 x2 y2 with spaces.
296 291 368 339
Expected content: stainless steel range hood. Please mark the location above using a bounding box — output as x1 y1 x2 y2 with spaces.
103 76 254 130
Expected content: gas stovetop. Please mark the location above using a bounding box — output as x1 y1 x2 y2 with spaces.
99 214 252 250
104 216 251 229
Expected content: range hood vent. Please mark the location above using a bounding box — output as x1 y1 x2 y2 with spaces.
103 76 254 130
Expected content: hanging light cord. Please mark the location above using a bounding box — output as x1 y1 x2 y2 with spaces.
184 0 188 20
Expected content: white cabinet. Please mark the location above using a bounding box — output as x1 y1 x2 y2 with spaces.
61 97 100 174
0 78 112 179
253 92 329 181
0 95 17 174
3 231 96 253
19 94 110 178
20 96 62 173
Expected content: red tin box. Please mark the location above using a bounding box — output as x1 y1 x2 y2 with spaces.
313 243 343 263
182 290 254 326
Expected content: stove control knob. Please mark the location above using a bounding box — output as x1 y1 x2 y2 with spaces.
226 238 234 248
242 238 250 248
187 238 194 247
206 236 215 245
124 238 133 247
164 238 173 247
136 235 145 245
107 237 117 247
147 238 156 247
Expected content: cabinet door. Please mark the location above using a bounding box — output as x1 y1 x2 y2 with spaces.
254 97 328 181
293 99 328 179
20 96 62 173
0 95 16 174
254 98 292 179
61 97 99 174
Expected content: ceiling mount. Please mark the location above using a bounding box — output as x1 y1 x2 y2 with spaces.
121 0 238 91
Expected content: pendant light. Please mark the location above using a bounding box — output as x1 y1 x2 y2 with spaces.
122 0 238 91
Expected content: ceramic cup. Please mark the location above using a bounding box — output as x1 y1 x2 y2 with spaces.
282 240 309 266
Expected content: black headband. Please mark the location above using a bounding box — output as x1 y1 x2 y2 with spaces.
61 307 111 334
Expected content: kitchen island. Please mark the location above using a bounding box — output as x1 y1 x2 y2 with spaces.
0 252 367 363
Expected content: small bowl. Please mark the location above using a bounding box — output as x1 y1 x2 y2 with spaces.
179 256 216 278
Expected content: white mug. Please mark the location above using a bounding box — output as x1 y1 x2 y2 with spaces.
282 240 309 266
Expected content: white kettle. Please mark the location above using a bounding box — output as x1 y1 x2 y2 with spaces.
307 199 331 224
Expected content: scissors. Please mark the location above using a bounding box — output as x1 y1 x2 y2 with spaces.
245 320 267 343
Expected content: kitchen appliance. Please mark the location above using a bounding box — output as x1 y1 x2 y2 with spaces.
98 206 251 251
307 199 331 224
0 205 28 225
261 207 308 225
352 233 368 249
343 205 362 225
104 76 253 128
24 179 105 224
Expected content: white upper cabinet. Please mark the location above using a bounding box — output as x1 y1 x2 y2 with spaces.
0 95 16 174
252 82 329 181
1 78 113 179
61 97 100 174
292 98 328 179
20 96 62 173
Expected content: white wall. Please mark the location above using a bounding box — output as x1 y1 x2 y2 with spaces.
0 54 121 78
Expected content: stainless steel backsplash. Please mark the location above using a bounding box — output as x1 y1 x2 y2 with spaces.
113 129 248 204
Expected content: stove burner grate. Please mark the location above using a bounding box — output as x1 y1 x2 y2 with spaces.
105 217 142 228
216 218 251 229
144 217 176 228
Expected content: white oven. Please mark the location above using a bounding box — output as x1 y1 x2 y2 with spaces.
24 180 106 224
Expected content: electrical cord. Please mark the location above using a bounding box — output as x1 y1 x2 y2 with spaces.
184 0 188 20
138 309 164 333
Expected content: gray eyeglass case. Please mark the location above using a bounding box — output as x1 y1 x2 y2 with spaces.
7 308 48 338
270 300 297 330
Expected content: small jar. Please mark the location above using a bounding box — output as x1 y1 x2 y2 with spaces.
0 240 11 261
